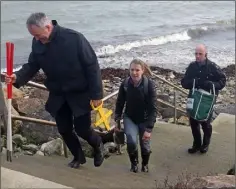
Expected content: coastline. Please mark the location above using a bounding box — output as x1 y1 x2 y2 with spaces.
29 64 235 84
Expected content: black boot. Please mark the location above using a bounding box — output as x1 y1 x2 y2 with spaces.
67 146 87 169
68 157 84 169
128 151 139 173
188 140 201 154
93 142 105 167
188 146 201 154
200 134 211 154
141 153 150 173
200 145 209 153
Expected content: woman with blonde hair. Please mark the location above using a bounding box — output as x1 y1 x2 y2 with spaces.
114 59 158 173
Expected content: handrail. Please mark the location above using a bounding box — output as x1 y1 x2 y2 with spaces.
1 71 188 100
151 73 188 95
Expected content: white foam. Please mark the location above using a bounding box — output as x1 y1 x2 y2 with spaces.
1 66 22 73
96 31 191 56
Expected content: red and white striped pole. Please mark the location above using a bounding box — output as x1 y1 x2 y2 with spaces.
6 42 14 162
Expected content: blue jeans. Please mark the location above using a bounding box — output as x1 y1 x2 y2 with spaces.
123 115 151 155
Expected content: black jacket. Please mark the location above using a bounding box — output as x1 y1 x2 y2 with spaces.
14 20 103 117
181 59 226 96
115 76 158 132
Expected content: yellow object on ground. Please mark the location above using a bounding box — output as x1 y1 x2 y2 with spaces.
91 101 113 131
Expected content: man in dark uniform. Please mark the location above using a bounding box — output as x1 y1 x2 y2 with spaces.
181 44 226 154
5 12 104 168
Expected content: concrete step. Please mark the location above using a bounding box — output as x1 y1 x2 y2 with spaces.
2 113 235 188
2 154 157 189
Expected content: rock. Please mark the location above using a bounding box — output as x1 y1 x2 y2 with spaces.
103 80 110 84
104 142 117 153
47 137 54 141
227 165 235 175
214 104 236 115
157 94 170 109
24 150 34 156
221 87 228 94
36 150 44 156
168 117 174 123
113 77 121 83
227 80 235 87
79 138 94 158
161 107 185 119
14 147 22 153
167 71 175 79
2 83 25 114
16 97 59 144
12 134 27 147
40 138 64 156
1 135 7 148
2 84 24 99
2 147 7 154
178 116 189 125
182 174 235 189
104 83 113 89
1 87 23 134
22 144 39 153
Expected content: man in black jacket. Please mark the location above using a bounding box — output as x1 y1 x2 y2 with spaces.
5 12 104 168
181 44 226 154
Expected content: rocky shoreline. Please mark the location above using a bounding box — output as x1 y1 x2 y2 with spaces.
1 64 235 159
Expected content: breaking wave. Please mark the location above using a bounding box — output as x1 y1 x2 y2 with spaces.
96 19 235 57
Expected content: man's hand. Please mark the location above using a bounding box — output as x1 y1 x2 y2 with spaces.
203 80 213 90
91 99 102 108
142 131 151 141
3 73 16 84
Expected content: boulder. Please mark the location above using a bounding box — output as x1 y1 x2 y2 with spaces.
177 116 189 126
2 83 25 114
36 150 44 156
22 144 39 153
24 151 34 156
2 83 24 100
16 97 59 144
157 94 170 109
40 138 64 156
12 134 27 147
182 174 235 189
227 80 235 87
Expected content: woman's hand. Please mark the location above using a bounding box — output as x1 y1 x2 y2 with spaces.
142 131 151 140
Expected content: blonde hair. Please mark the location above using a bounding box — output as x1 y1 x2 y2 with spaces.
129 58 152 77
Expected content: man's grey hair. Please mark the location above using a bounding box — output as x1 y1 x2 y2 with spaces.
26 12 51 28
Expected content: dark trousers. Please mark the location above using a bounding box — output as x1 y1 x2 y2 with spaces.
55 102 102 161
189 116 213 148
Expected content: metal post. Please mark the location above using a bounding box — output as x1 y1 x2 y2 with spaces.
174 90 177 124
